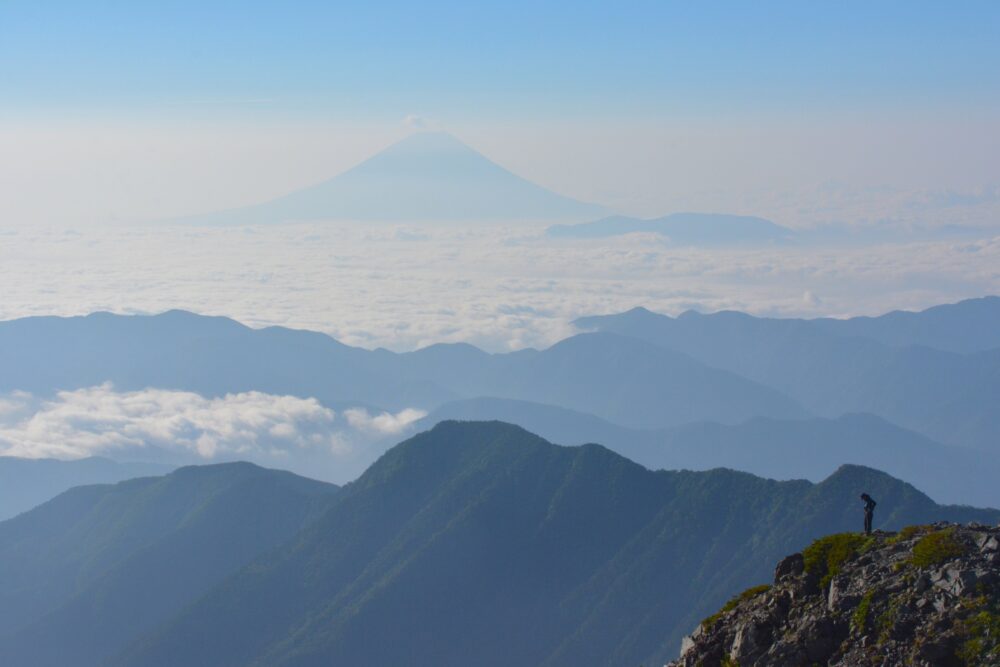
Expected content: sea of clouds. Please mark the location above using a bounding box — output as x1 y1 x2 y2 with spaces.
0 221 998 352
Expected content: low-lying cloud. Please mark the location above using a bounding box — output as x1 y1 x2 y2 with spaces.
0 222 999 353
344 407 427 435
0 385 422 465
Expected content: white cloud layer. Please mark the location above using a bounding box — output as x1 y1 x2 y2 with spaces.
0 385 336 460
344 407 427 435
0 385 398 462
0 221 998 352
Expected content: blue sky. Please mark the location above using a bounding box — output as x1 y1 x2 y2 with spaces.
3 1 999 120
2 1 999 227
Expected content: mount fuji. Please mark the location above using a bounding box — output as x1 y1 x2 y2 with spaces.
177 132 608 225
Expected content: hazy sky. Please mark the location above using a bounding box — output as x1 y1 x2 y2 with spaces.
2 1 999 352
2 1 999 225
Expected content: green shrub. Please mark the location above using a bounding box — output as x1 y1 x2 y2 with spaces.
852 590 874 633
910 528 967 568
956 597 1000 665
701 584 771 629
886 524 929 545
803 533 868 588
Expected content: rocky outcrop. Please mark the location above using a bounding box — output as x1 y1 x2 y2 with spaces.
669 522 1000 666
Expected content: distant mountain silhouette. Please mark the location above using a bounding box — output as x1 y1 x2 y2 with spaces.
176 132 607 224
576 297 1000 451
418 398 1000 507
577 295 1000 356
30 421 983 667
547 212 793 245
0 456 172 521
0 462 336 667
0 311 804 452
434 331 807 429
810 295 1000 353
4 298 999 476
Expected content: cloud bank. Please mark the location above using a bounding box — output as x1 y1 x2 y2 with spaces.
0 222 998 352
344 407 427 435
0 385 424 465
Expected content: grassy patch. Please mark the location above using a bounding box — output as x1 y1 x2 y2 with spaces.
852 590 874 633
803 533 868 588
956 596 1000 665
886 524 929 545
701 584 771 630
910 527 967 568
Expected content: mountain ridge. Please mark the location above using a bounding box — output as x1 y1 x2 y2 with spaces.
416 399 1000 507
98 421 999 667
0 461 337 667
0 456 173 521
574 296 1000 451
0 309 805 475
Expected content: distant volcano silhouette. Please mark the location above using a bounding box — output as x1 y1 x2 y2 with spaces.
177 132 608 224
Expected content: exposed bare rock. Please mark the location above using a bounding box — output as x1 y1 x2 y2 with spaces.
669 523 1000 666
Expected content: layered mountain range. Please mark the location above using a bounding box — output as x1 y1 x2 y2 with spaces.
575 296 1000 453
0 421 996 667
1 296 998 506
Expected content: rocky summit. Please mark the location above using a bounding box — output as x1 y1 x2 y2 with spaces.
670 522 1000 667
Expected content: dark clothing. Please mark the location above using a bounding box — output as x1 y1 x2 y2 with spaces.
862 495 877 534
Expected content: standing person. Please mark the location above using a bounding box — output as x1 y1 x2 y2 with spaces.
861 493 877 534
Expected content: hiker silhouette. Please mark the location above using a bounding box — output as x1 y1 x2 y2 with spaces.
860 493 877 534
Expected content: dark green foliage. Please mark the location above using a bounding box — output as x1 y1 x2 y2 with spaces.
910 527 967 568
956 597 1000 665
702 585 771 629
886 524 929 545
858 535 879 553
803 533 869 588
852 590 875 632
